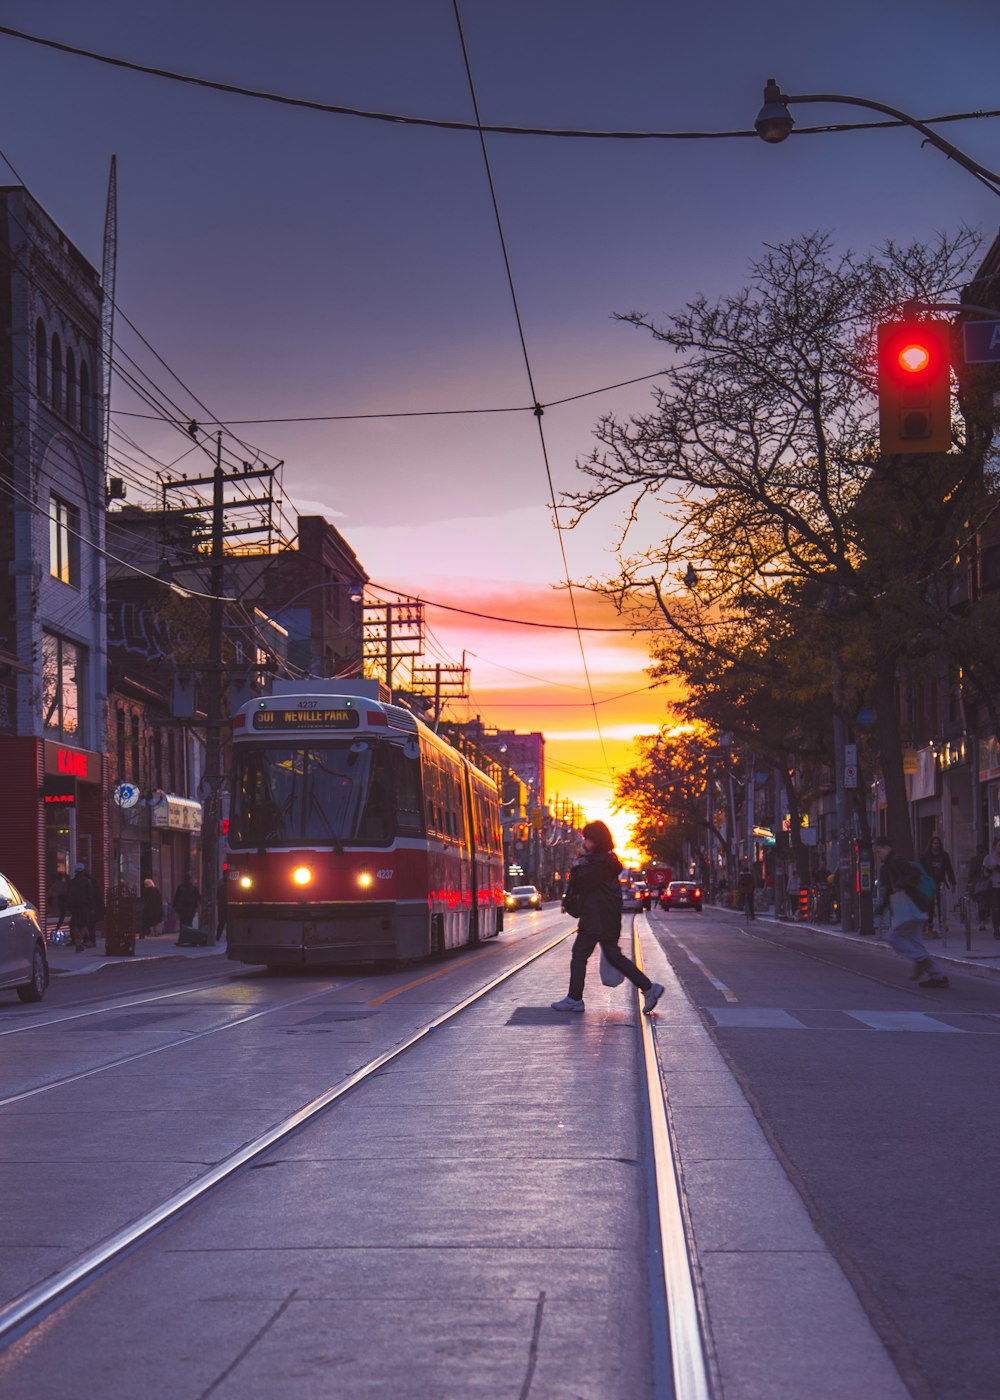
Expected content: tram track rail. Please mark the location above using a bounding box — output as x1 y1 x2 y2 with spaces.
0 925 574 1350
0 913 716 1400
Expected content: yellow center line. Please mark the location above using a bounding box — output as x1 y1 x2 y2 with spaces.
367 946 499 1005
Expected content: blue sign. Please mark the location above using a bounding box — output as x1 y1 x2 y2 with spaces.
962 321 1000 364
856 708 876 728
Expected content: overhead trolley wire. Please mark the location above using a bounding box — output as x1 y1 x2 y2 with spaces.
450 0 615 781
1 24 998 143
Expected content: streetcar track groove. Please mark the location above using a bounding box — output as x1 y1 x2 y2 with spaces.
0 926 574 1351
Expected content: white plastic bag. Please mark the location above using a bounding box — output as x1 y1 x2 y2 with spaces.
599 950 625 987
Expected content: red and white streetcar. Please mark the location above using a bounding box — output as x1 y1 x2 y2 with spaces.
226 681 504 969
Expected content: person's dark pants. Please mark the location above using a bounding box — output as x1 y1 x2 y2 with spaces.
741 892 755 919
568 927 651 1001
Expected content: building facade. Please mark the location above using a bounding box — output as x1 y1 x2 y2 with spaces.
0 187 107 914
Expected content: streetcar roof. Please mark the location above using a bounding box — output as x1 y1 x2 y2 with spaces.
232 685 498 787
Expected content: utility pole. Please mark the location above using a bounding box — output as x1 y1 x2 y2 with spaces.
199 435 225 945
160 441 276 942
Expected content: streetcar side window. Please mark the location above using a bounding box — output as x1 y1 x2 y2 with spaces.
388 744 423 835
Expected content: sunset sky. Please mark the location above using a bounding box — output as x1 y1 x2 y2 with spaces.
4 1 998 843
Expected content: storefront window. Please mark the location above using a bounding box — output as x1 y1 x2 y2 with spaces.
42 632 83 740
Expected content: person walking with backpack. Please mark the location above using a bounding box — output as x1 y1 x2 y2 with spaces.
873 836 948 988
551 820 664 1015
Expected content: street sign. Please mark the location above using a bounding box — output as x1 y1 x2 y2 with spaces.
844 763 858 788
962 320 1000 364
113 782 140 808
844 744 857 767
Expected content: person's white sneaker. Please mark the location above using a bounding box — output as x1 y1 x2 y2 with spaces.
642 983 665 1014
550 996 585 1012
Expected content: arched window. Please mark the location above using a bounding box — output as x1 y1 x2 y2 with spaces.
35 319 47 398
79 359 91 436
50 334 63 414
65 348 77 425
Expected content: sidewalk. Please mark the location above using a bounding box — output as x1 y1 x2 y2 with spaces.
734 903 1000 979
44 924 225 976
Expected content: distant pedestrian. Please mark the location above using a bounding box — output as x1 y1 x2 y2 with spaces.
65 862 100 953
216 875 228 943
873 836 948 988
737 866 756 921
172 872 201 931
982 839 1000 941
551 820 664 1014
920 835 956 935
48 870 69 937
140 878 164 938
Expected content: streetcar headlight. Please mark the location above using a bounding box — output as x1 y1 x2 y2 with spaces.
292 866 313 886
238 874 253 890
358 871 373 888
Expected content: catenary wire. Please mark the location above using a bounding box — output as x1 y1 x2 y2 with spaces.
1 24 998 143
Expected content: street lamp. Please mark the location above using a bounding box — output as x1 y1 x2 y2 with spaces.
754 78 1000 197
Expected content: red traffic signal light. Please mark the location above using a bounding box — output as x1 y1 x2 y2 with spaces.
877 320 951 454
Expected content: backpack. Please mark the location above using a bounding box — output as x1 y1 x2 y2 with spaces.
909 861 937 913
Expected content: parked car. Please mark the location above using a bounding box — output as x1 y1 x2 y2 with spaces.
506 885 542 911
622 881 652 911
663 880 703 913
0 872 49 1002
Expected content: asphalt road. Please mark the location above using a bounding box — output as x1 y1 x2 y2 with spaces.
649 907 1000 1400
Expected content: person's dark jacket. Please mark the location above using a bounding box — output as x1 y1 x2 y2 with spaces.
65 871 98 921
173 878 201 925
562 850 623 937
142 882 164 929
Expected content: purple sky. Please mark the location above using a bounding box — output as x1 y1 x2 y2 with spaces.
4 0 999 812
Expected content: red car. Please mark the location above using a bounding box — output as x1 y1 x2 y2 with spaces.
663 881 703 912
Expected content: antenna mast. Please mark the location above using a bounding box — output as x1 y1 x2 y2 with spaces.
101 155 117 486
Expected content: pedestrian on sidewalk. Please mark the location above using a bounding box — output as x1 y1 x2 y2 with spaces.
737 865 756 920
65 862 100 952
982 839 1000 940
920 834 956 936
873 837 948 988
140 877 164 938
551 820 664 1015
172 872 201 933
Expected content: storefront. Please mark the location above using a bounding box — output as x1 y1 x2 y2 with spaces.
0 735 107 917
150 791 202 905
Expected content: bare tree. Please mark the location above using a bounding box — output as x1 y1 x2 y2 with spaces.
568 230 986 856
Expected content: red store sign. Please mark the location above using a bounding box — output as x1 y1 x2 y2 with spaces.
43 740 101 784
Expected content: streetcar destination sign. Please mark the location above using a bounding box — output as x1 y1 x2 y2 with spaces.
252 707 360 730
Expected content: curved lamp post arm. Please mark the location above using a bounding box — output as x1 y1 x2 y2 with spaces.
756 79 1000 197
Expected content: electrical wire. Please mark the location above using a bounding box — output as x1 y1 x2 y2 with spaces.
108 369 670 425
2 24 998 143
450 0 615 784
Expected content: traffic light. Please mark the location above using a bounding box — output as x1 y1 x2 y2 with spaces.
877 320 952 455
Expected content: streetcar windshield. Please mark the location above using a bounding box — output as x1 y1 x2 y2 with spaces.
230 741 422 847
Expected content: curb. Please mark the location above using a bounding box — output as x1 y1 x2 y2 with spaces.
747 911 1000 982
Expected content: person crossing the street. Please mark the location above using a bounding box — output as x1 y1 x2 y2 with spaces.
873 836 948 988
551 820 664 1015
